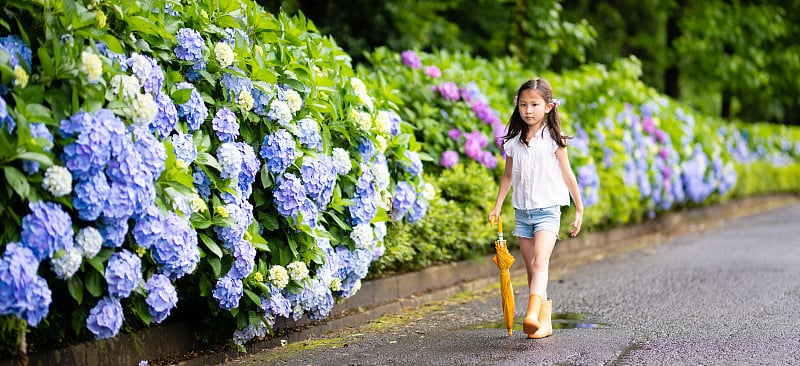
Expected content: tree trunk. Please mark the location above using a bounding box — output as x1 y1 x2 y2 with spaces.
721 88 732 120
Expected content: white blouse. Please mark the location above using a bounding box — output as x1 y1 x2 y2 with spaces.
503 127 570 209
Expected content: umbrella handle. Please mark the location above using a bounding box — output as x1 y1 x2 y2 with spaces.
490 215 503 238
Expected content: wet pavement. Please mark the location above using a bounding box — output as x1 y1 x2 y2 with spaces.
224 203 800 365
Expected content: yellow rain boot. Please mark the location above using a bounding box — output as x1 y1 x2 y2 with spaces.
529 298 552 339
522 294 542 335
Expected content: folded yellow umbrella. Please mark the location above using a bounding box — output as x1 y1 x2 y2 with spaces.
490 215 515 336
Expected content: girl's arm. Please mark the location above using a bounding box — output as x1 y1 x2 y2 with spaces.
555 146 584 236
488 156 513 223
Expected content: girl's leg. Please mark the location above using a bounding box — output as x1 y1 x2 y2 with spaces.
518 236 536 291
530 230 558 299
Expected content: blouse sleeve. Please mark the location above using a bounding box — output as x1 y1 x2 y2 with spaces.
503 140 514 158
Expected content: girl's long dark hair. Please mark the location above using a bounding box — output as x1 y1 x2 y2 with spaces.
502 78 571 148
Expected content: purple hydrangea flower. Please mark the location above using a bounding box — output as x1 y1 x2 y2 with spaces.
21 201 74 261
105 249 142 299
434 82 460 101
448 129 461 141
212 107 239 143
273 173 305 219
0 243 52 327
145 274 178 324
401 50 422 69
86 296 123 339
261 129 296 174
440 150 459 168
213 273 243 310
174 28 204 63
175 82 208 131
424 65 441 78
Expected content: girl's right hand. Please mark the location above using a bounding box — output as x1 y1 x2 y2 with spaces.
487 208 501 225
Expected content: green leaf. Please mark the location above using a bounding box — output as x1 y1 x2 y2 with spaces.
195 152 221 171
101 34 125 54
244 289 261 307
208 256 222 278
3 166 29 199
85 271 104 297
171 88 193 105
17 152 53 167
259 212 279 231
132 297 152 326
199 233 224 258
67 276 84 305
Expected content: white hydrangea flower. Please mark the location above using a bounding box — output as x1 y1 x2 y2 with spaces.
375 111 392 135
350 77 368 96
332 148 351 175
238 90 254 111
373 221 387 242
13 65 28 88
42 165 72 197
214 42 235 68
371 161 390 190
355 110 372 131
282 89 303 113
80 51 103 83
190 195 208 213
110 74 141 101
422 182 436 201
287 261 309 282
349 279 362 297
374 135 387 153
76 226 103 259
132 92 158 125
377 189 392 210
128 53 151 80
269 265 289 290
350 223 374 249
52 247 82 279
268 99 292 126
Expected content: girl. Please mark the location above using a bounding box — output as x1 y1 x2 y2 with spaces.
487 78 584 339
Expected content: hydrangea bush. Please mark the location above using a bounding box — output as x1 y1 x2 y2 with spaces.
0 0 431 356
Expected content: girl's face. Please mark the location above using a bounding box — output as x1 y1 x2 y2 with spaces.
517 89 552 128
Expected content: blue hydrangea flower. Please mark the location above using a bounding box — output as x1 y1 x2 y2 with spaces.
288 278 334 321
214 200 253 249
392 181 415 220
407 196 428 223
252 86 274 116
21 201 74 261
98 217 129 248
22 122 54 174
131 125 166 178
300 198 318 228
0 35 32 70
260 129 296 174
217 142 243 180
260 284 292 320
61 112 113 180
145 274 178 324
237 142 260 198
151 91 178 138
402 151 423 177
300 155 337 208
102 182 137 221
350 169 377 225
86 296 123 339
172 133 197 165
193 167 212 200
387 110 402 136
358 138 374 159
0 243 52 327
221 68 252 103
175 82 208 131
0 96 15 132
296 117 322 151
273 173 305 219
133 204 165 250
105 249 142 299
126 53 164 94
212 107 239 143
152 212 199 279
94 42 127 71
213 273 243 310
230 240 256 279
174 28 204 63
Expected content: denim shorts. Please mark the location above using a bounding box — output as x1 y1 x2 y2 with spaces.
512 206 561 239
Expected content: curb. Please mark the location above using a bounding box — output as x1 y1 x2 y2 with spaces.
5 194 798 366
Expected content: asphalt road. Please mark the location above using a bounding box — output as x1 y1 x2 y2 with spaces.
226 203 800 366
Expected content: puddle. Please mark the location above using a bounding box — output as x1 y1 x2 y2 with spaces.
474 312 606 331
